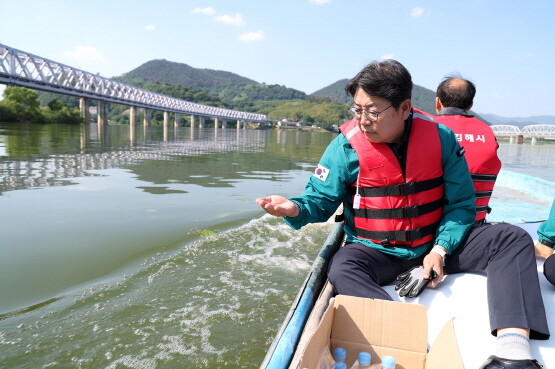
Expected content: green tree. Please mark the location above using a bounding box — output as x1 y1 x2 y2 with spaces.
0 86 45 123
43 100 83 124
0 86 82 124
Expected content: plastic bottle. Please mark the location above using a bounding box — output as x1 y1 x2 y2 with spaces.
319 346 347 369
350 351 371 369
379 355 396 369
318 346 334 369
333 347 347 364
367 354 395 369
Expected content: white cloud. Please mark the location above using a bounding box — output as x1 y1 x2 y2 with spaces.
192 6 216 15
237 30 265 42
381 53 395 60
411 7 425 17
62 45 105 62
144 24 156 31
215 13 245 26
309 0 331 4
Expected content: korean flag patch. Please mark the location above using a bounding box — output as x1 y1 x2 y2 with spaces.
313 164 330 182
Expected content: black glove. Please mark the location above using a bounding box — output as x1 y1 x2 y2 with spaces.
395 266 437 298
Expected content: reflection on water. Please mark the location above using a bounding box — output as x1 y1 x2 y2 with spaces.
0 123 337 194
0 124 271 193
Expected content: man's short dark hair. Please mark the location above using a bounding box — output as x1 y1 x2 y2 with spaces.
436 76 476 110
345 59 412 108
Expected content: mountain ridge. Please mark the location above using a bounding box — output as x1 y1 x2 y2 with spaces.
116 59 554 124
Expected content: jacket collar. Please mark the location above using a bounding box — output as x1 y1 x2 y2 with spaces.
437 107 474 117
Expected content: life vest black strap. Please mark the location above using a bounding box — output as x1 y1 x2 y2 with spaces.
471 174 497 182
353 198 443 219
348 176 443 197
355 222 439 243
540 239 555 248
476 205 492 214
475 190 493 199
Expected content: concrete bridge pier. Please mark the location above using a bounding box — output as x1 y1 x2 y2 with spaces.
531 137 537 145
80 122 90 149
174 113 180 128
199 116 205 128
215 118 220 129
221 119 227 128
190 115 196 129
97 101 108 126
510 136 515 144
143 109 152 126
129 106 138 126
130 123 137 145
237 120 241 129
516 135 524 144
163 111 170 128
79 98 90 124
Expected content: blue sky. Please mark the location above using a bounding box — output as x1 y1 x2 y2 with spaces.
1 0 554 118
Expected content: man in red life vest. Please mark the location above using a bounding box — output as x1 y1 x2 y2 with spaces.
434 77 501 223
257 60 547 369
431 77 549 368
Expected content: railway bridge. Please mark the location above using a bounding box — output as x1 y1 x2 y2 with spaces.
0 43 268 128
491 124 555 144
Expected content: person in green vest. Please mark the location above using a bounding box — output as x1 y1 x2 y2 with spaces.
535 198 555 286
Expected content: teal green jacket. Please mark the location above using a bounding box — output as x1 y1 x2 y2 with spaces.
538 199 555 248
284 114 476 259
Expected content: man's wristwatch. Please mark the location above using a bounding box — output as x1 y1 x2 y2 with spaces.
431 246 448 266
540 239 554 249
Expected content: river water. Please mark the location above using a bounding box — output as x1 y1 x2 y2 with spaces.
0 122 554 368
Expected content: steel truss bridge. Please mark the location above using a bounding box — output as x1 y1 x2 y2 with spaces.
491 124 555 139
0 43 268 125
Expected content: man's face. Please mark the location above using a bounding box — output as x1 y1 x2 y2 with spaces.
353 88 410 144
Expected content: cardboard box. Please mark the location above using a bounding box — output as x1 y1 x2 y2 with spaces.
297 295 464 369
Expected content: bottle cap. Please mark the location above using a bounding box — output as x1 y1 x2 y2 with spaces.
358 351 371 366
333 347 347 361
381 355 396 368
333 362 347 369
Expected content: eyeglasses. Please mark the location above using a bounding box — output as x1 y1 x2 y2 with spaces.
349 104 393 122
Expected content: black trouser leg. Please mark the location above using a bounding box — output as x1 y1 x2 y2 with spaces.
445 223 549 340
327 242 422 300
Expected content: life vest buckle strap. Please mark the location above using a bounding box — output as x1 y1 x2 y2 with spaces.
471 173 497 182
380 238 391 248
476 205 492 214
475 190 493 199
354 222 439 243
353 198 443 220
402 205 418 218
348 176 444 197
398 182 416 195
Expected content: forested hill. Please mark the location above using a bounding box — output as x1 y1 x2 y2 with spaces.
120 59 257 89
117 59 307 104
311 79 437 115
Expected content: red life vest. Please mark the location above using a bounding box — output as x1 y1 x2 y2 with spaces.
434 114 501 221
340 109 444 247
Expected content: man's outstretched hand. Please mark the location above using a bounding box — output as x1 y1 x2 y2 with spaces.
256 195 299 217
